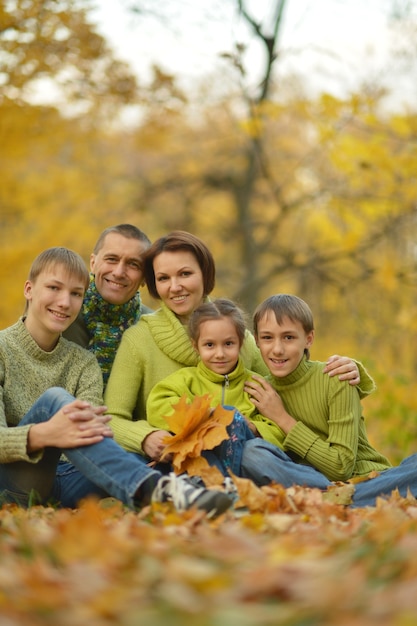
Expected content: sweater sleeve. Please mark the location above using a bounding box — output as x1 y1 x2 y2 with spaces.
355 360 376 399
0 423 41 464
109 415 158 455
0 361 42 463
249 414 286 449
283 380 361 482
104 326 158 455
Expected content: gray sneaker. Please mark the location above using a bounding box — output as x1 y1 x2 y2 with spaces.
152 472 233 518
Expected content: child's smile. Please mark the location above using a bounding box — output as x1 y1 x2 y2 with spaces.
24 266 85 351
195 318 241 376
255 311 314 378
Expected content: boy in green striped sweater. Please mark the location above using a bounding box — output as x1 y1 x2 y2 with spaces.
241 294 417 507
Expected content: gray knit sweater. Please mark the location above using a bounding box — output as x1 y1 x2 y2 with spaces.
0 319 103 463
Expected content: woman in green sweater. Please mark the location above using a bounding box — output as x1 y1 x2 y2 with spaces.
239 294 415 508
104 231 373 463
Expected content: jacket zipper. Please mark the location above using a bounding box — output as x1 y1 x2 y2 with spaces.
221 374 230 406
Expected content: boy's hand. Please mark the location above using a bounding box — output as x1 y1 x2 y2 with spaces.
244 375 296 434
27 400 113 453
323 355 360 385
63 402 111 427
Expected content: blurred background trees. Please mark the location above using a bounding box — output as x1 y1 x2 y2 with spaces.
2 0 417 461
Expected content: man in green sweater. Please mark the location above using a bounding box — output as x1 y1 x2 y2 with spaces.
0 246 232 517
240 294 412 507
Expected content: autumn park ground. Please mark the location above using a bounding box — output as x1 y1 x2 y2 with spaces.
2 477 417 626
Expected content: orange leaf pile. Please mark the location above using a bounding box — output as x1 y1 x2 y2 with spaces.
3 489 417 625
160 394 234 476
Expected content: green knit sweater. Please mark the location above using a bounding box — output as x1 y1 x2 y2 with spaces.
104 302 269 454
269 355 391 482
0 319 103 464
147 356 286 449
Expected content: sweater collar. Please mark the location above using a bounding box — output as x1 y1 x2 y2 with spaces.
16 318 63 359
141 301 199 367
197 356 247 383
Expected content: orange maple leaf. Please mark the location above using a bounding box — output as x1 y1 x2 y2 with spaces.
228 471 269 512
160 395 234 476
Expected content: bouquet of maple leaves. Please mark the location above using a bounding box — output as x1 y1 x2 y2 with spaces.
159 394 234 480
158 394 277 507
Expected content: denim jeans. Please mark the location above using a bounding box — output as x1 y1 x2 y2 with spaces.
202 408 255 476
240 439 417 508
240 439 331 490
352 454 417 507
0 387 160 508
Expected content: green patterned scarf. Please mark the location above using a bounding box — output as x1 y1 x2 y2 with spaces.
83 275 142 385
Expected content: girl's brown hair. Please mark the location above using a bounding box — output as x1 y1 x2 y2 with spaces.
189 298 247 347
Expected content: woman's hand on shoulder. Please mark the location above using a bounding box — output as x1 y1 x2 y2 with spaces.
323 355 360 386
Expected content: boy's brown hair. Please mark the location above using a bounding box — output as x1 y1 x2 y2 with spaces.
28 247 89 289
24 247 89 315
253 294 314 358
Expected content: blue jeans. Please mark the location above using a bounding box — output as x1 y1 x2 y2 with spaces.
240 439 417 508
352 454 417 507
202 409 255 476
240 439 331 490
0 387 160 508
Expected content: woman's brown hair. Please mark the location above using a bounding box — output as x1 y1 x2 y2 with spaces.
143 231 216 300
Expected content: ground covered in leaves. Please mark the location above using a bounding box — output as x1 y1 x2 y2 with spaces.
2 479 417 625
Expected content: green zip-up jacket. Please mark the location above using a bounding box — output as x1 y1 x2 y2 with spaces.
147 356 286 449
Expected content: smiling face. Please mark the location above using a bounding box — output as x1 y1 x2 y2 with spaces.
255 311 314 378
194 317 241 375
24 263 86 351
90 232 148 305
153 250 205 323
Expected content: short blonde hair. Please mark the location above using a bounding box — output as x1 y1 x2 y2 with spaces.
28 247 89 290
